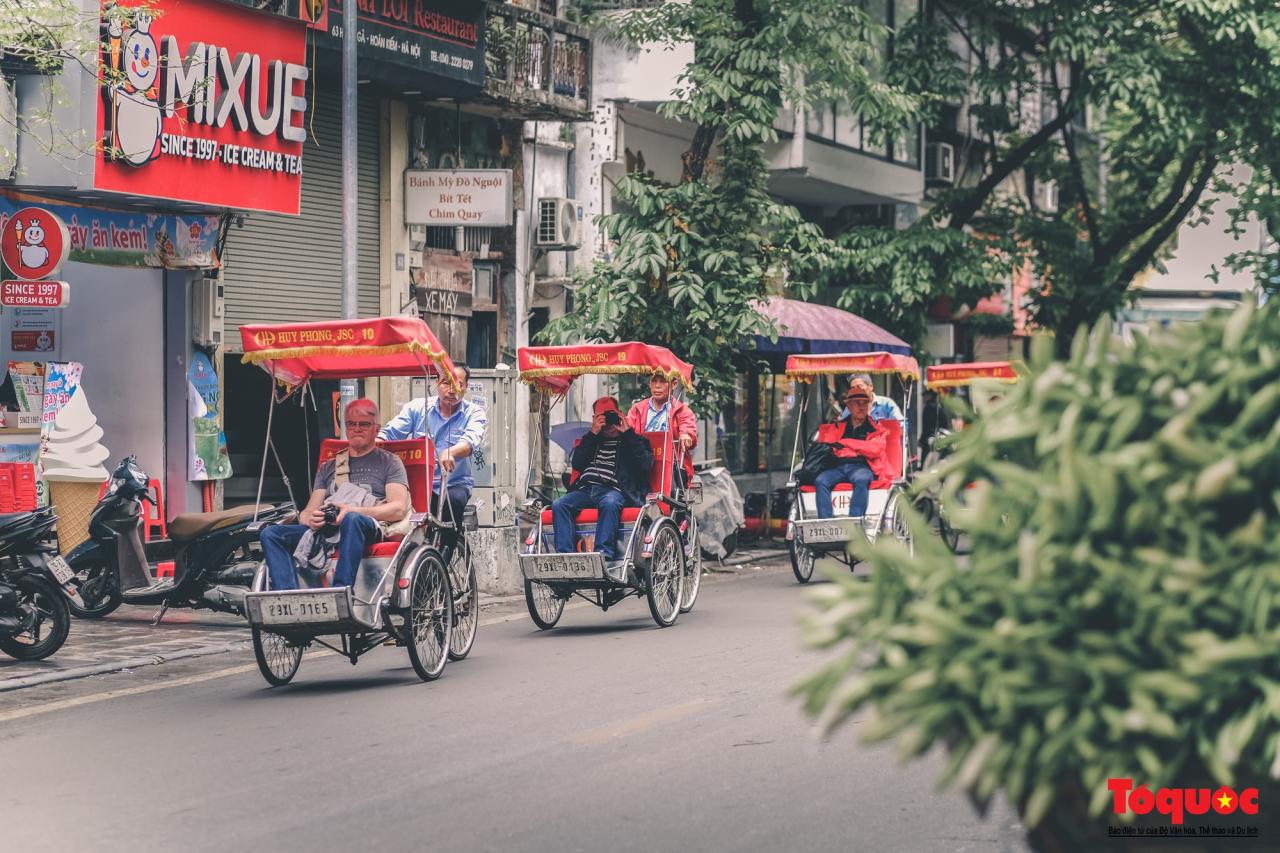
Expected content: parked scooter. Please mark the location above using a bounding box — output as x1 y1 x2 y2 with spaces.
65 457 293 621
0 507 78 660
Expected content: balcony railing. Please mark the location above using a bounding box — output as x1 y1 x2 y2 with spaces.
484 2 591 121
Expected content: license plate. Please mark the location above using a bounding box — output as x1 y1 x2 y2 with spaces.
525 553 603 580
257 593 342 625
802 522 852 545
47 555 74 585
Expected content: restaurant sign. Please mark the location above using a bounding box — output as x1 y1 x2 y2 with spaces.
94 0 310 215
324 0 485 88
404 170 513 226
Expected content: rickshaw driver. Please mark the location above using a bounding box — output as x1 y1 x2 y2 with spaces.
626 372 696 485
813 380 892 519
379 364 488 557
261 399 411 590
552 397 654 564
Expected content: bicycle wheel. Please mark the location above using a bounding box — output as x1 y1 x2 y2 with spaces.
880 491 914 556
524 578 564 630
448 542 478 661
252 628 303 687
644 521 684 628
679 515 702 613
406 549 453 682
788 504 815 583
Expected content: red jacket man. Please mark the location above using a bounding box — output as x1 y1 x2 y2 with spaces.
812 381 891 518
626 372 697 482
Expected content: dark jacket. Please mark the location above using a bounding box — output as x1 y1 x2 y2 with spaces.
570 428 655 507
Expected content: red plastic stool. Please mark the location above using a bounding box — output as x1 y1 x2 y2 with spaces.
143 478 166 541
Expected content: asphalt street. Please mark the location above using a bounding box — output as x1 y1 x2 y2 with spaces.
0 561 1028 853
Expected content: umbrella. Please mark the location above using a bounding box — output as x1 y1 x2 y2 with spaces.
750 296 911 355
549 421 591 454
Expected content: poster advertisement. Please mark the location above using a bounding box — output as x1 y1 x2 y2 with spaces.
188 351 231 480
41 361 83 434
10 308 59 354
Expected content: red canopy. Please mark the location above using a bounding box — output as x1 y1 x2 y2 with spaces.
240 317 459 388
926 361 1019 388
518 343 694 395
785 351 920 382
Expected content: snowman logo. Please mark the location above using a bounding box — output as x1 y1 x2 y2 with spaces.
17 219 50 270
34 331 53 353
105 12 162 166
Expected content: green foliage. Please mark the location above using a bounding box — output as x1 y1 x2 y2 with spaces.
834 0 1280 349
796 301 1280 832
544 0 921 411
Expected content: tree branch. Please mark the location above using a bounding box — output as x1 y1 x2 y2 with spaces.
1101 145 1204 257
1113 153 1217 288
1049 62 1101 254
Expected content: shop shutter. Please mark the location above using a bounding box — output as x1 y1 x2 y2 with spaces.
222 96 380 350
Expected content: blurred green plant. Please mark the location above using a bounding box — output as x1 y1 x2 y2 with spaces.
795 300 1280 848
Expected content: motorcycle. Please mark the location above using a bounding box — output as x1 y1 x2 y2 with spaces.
65 456 293 622
0 507 79 660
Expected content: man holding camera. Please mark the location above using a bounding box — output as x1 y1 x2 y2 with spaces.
552 396 654 564
261 398 411 590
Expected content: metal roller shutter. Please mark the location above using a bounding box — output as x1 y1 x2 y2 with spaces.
222 95 381 350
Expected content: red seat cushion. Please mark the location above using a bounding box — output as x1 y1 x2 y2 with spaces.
319 438 434 513
366 536 403 557
540 507 644 525
798 480 891 492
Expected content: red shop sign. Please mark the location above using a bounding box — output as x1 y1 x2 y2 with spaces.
11 330 56 353
94 1 309 215
0 207 71 280
1 280 69 308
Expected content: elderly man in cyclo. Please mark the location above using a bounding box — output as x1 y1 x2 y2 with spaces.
626 370 696 489
379 364 488 561
552 396 654 565
261 398 411 590
813 377 893 520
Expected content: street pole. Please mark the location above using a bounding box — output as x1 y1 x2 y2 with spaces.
339 0 359 431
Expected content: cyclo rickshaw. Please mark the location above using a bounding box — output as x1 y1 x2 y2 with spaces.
782 351 919 583
236 317 479 686
916 360 1020 551
516 343 701 629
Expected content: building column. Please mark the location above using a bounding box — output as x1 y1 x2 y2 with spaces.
379 98 411 413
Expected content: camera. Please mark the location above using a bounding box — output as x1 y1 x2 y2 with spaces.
322 504 340 526
603 410 622 427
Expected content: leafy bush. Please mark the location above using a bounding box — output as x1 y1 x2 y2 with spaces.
795 302 1280 838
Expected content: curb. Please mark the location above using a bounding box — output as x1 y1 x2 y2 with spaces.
0 639 252 693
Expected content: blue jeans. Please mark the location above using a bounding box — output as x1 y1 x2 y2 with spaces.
261 513 380 590
552 485 626 561
815 463 876 519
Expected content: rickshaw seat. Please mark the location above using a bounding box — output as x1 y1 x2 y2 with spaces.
318 437 434 558
543 431 676 527
539 506 646 525
796 418 904 492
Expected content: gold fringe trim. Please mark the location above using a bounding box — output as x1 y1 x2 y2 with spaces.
788 368 919 382
927 376 1018 389
242 341 450 369
520 363 690 387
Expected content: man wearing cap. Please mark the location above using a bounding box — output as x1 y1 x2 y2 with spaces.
626 371 697 486
552 396 654 564
813 379 893 519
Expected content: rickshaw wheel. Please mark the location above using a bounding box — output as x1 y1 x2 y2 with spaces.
524 578 564 630
789 537 816 583
252 628 303 687
679 515 702 614
447 542 479 661
405 550 453 682
881 492 914 556
644 521 684 628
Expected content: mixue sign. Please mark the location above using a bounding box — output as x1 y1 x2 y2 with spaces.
95 1 310 214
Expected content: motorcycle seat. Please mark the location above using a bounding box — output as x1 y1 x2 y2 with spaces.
168 505 272 542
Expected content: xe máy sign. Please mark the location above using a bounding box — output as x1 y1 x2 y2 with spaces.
94 0 310 215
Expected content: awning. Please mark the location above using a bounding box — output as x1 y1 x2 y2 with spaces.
751 297 911 356
785 352 920 382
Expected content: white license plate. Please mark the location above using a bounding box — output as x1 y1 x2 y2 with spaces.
258 593 342 625
47 555 74 585
527 553 603 580
802 522 852 545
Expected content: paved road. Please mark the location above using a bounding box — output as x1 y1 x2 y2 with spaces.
0 561 1028 853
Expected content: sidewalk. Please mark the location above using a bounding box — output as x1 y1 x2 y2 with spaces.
0 542 789 692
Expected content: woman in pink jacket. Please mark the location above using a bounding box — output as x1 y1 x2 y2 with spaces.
626 372 697 484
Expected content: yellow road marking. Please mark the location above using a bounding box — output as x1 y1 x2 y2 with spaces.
571 697 719 746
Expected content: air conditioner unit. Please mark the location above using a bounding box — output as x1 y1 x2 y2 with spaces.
535 197 583 250
192 274 224 347
925 142 955 185
1038 180 1060 212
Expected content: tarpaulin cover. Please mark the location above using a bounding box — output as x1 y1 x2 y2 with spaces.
926 361 1019 388
785 351 920 382
692 467 745 560
518 343 694 395
240 317 459 388
751 297 911 355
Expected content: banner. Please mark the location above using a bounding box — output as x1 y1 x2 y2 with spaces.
0 190 220 269
41 361 83 434
188 351 231 481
